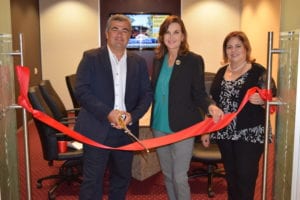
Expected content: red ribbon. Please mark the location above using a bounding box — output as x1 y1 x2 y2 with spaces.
258 88 277 113
16 66 274 151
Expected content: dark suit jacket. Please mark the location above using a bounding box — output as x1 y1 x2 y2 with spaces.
74 46 153 143
151 51 213 132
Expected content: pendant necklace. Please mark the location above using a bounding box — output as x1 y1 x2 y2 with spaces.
228 61 247 78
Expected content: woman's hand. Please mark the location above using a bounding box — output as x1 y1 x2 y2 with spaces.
208 105 224 123
201 134 210 148
249 92 265 105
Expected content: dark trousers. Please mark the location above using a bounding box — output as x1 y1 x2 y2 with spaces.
217 140 264 200
79 128 133 200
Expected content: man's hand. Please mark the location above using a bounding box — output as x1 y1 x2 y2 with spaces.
123 112 132 126
107 109 123 129
107 110 132 129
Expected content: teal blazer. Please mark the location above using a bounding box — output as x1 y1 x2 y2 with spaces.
151 51 213 132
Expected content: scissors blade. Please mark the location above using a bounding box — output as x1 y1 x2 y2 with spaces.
124 127 150 153
118 115 150 153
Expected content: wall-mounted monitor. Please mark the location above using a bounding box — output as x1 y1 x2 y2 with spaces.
111 13 170 50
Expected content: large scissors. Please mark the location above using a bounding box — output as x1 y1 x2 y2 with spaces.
118 114 150 153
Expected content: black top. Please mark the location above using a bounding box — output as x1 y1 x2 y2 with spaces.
210 63 276 143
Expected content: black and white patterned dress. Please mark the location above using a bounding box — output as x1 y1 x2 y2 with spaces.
210 64 269 144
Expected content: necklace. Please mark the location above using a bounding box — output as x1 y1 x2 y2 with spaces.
227 61 248 80
228 61 247 72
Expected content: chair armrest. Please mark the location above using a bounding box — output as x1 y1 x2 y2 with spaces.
66 107 80 113
60 117 77 124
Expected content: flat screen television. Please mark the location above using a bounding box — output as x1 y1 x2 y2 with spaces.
111 13 170 50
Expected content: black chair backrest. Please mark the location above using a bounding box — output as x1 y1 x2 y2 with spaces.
39 80 68 120
65 74 80 108
204 72 216 94
198 72 216 117
28 86 59 161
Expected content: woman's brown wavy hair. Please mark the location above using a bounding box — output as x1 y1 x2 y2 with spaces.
154 15 189 59
222 31 255 64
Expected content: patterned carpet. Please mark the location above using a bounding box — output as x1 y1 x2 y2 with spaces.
17 121 273 200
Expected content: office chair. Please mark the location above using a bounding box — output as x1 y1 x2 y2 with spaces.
65 74 80 109
189 139 225 197
188 72 225 198
39 80 78 124
28 86 83 200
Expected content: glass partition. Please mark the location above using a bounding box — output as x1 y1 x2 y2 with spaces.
274 31 300 200
0 33 19 200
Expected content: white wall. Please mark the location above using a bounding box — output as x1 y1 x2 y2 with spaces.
182 0 241 73
241 0 280 67
0 0 12 33
39 0 279 109
39 0 99 109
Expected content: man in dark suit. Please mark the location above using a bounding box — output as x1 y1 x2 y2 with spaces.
74 14 153 200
